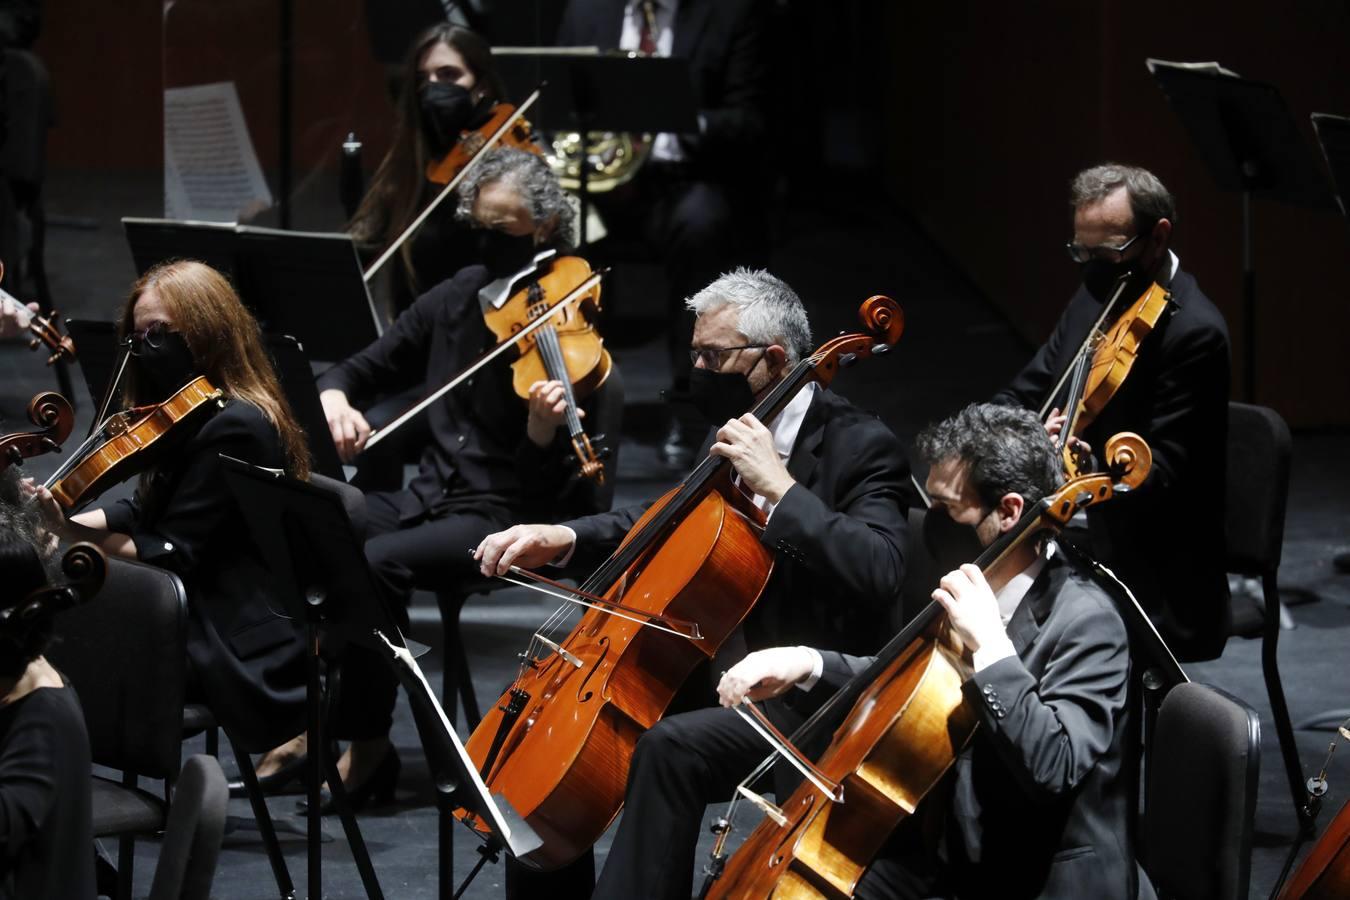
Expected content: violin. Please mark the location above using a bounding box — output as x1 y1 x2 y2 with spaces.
44 376 224 511
361 265 607 457
701 433 1153 899
1048 278 1170 477
364 89 544 283
481 251 611 483
0 392 75 472
455 296 905 870
0 262 76 365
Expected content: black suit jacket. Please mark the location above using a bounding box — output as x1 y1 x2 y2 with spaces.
316 264 616 524
565 387 909 657
103 401 306 751
992 267 1231 661
819 551 1136 900
555 0 769 176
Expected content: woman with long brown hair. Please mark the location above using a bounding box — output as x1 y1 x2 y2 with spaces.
349 23 510 312
32 259 311 751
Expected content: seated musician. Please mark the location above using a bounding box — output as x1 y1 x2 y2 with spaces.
0 530 94 900
348 23 511 313
475 267 910 897
258 147 618 807
29 260 311 755
555 0 772 467
713 402 1140 900
993 163 1230 662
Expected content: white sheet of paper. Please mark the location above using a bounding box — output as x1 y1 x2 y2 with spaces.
163 81 273 223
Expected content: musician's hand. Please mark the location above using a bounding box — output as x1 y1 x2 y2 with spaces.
474 523 575 577
526 380 583 447
931 564 1009 658
709 414 794 505
717 647 817 707
320 389 371 463
1044 407 1067 439
19 479 66 535
0 300 37 339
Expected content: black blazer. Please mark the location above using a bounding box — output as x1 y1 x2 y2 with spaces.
555 0 770 175
819 552 1136 900
992 267 1231 661
316 264 617 524
565 387 910 657
103 400 306 751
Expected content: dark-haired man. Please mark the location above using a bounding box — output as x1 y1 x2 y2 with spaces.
993 163 1231 662
717 402 1140 900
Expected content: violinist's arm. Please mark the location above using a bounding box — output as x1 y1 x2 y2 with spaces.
23 484 137 559
991 290 1093 415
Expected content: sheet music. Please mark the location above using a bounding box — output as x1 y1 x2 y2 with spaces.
163 81 274 223
1145 58 1241 79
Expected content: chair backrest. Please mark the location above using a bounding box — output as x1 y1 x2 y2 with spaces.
148 754 228 900
1224 402 1292 575
47 556 188 780
1145 682 1260 900
311 472 368 540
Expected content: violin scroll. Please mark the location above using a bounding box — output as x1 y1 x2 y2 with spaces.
1103 431 1151 490
0 392 75 471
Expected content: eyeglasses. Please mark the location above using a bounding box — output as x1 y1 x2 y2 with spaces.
125 321 175 357
1065 233 1141 265
688 344 768 371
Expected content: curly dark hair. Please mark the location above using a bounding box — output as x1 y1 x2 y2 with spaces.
915 403 1063 509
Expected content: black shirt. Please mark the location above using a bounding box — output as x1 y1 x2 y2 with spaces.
0 682 94 900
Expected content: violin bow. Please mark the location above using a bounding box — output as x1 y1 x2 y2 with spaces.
1037 273 1132 420
363 86 543 283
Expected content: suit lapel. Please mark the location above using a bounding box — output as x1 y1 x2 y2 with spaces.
785 390 826 488
590 0 627 49
1005 554 1063 657
672 0 713 60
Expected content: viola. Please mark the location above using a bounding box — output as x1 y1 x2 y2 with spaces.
0 392 75 472
700 433 1152 899
364 89 543 283
44 376 224 510
481 251 611 483
455 296 905 870
0 262 76 365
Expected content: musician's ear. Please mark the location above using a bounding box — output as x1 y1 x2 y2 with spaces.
996 492 1025 532
764 343 789 377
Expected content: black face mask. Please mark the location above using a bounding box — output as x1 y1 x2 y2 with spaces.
1080 258 1155 307
135 332 198 403
419 82 477 155
685 363 759 427
477 230 539 276
922 506 985 574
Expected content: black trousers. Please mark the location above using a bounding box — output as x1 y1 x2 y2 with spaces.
329 489 512 740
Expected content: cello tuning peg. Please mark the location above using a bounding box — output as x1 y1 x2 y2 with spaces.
838 352 858 368
872 343 891 355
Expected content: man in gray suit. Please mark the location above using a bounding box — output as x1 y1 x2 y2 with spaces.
718 402 1143 900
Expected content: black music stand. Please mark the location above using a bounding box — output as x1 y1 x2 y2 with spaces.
493 50 699 248
64 320 345 482
121 217 384 361
1147 61 1331 403
221 458 542 900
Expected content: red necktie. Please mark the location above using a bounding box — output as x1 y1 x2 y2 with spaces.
638 0 658 55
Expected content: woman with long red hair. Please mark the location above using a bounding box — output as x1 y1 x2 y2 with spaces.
32 259 311 751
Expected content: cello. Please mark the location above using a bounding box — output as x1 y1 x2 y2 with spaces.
455 296 905 869
700 433 1152 899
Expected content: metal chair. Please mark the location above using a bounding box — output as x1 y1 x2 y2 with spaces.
1144 682 1261 900
1224 401 1307 833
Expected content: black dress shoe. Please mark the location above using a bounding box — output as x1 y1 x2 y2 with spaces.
227 753 309 798
296 748 401 815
